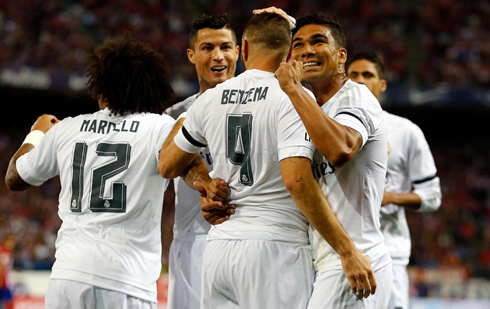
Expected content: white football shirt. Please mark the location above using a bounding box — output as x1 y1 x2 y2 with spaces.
309 80 390 272
166 95 213 238
16 108 175 302
381 111 441 265
174 69 316 244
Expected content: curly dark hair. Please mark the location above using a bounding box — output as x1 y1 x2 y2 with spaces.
293 13 346 48
84 32 174 116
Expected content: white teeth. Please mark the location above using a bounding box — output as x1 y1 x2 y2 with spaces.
211 66 226 72
303 62 320 68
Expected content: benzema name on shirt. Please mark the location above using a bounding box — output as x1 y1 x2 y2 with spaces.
221 87 269 105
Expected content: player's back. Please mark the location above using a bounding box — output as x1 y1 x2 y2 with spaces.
181 69 315 244
19 108 175 296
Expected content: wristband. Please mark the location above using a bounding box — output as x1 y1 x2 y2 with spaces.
22 130 45 147
177 112 187 121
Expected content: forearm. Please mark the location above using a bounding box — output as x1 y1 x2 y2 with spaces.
181 155 212 189
281 159 356 256
383 191 422 210
5 144 34 191
284 86 360 165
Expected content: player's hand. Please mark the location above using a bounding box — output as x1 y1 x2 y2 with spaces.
275 60 304 94
339 249 377 299
252 7 294 27
194 181 236 225
203 178 230 202
31 114 60 133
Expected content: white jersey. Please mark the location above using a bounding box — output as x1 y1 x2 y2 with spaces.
166 95 213 238
174 69 316 244
309 80 389 272
16 108 175 302
381 111 441 265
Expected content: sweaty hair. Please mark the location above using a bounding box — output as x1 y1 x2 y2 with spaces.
85 32 173 116
242 13 291 54
189 14 237 48
293 13 346 48
346 51 386 79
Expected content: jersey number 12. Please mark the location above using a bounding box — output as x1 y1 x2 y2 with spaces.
70 142 131 213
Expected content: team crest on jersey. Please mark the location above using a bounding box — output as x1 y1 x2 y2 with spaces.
104 200 111 208
241 174 249 182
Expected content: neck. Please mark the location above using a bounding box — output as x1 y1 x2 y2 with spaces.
245 49 286 73
198 80 217 97
305 72 349 106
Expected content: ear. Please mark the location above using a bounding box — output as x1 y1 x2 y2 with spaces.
187 48 196 65
241 39 248 62
380 79 387 93
234 45 240 61
338 48 347 64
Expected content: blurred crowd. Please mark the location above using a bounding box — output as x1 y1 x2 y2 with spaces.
0 0 489 97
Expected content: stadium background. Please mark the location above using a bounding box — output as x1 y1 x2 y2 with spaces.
0 0 489 308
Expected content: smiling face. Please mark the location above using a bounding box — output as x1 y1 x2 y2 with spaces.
290 24 346 86
187 28 239 93
347 59 387 101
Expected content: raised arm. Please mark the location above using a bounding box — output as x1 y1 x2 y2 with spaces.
275 60 362 167
5 114 59 191
280 156 376 299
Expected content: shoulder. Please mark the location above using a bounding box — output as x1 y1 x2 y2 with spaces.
165 94 198 118
384 111 428 145
338 80 381 109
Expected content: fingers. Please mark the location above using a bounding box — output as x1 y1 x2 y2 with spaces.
200 199 225 212
349 270 375 299
205 178 230 202
193 181 206 198
202 205 236 225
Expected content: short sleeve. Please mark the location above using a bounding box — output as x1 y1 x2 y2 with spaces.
16 125 61 186
173 97 207 154
277 93 315 161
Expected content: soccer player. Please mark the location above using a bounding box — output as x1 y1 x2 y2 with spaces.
159 13 375 309
164 14 239 309
5 33 177 309
275 13 392 308
347 51 442 309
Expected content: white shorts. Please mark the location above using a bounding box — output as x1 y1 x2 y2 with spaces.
45 279 157 309
167 234 207 309
201 239 314 309
388 264 409 309
308 258 392 309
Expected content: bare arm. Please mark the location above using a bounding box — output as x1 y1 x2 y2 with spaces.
280 157 376 298
275 61 362 167
5 114 59 191
159 117 230 201
383 176 441 212
382 191 422 210
5 144 34 191
158 118 199 179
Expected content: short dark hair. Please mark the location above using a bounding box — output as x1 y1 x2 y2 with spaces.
346 51 386 79
84 32 173 116
189 14 237 48
293 13 346 48
243 13 291 53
